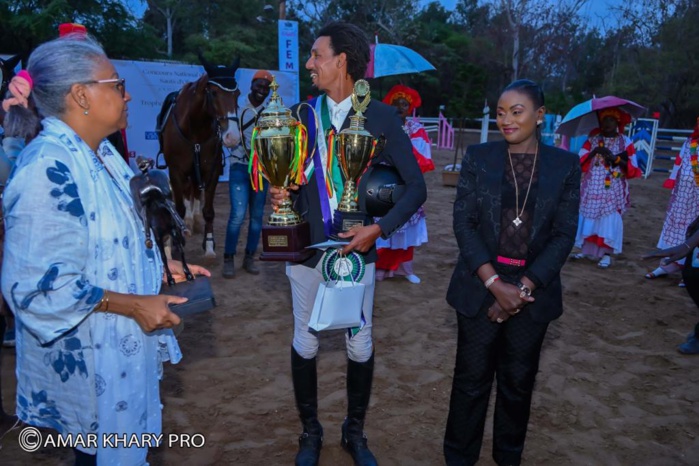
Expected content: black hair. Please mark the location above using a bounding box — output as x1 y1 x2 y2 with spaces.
503 79 545 109
503 79 545 139
316 22 370 82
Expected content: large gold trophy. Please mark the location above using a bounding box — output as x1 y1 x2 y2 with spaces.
249 77 313 262
332 79 377 237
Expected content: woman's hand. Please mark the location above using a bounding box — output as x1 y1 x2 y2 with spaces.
269 184 299 210
487 301 510 324
130 295 184 333
489 280 534 314
166 259 211 284
642 244 691 265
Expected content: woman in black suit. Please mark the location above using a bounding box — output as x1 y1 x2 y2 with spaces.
444 80 581 466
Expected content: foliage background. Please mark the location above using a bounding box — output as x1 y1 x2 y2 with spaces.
1 0 697 127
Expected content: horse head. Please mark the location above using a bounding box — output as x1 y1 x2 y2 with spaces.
199 53 242 148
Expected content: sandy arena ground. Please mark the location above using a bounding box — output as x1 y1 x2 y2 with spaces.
1 141 698 465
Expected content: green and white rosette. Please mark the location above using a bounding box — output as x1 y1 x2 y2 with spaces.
321 249 366 282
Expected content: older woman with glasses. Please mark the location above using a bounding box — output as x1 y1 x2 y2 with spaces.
1 35 209 465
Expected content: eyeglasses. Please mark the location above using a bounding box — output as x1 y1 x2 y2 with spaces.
83 78 126 98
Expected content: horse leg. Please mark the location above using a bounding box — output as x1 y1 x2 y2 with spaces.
159 237 176 287
202 182 217 259
164 236 174 261
193 194 205 235
170 172 191 237
183 184 196 235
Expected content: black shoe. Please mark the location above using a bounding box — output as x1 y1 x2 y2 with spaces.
242 253 260 275
222 254 235 279
341 418 377 466
296 426 323 466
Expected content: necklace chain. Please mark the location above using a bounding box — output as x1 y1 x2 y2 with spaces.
507 143 538 228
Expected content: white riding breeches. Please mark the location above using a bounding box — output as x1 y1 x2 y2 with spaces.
286 258 375 363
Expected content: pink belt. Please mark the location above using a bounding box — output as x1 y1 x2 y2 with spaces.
497 255 526 267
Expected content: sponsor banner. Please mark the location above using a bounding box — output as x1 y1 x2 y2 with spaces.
113 59 299 180
278 20 299 73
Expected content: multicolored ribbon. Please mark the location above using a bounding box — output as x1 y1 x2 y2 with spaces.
325 129 337 197
248 126 264 190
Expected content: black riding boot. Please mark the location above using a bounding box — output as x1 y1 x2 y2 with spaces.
341 352 378 466
291 347 323 466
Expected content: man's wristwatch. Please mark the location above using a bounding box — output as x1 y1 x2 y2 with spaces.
516 281 532 298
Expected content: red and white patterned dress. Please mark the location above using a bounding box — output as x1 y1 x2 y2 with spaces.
657 138 699 250
375 118 434 275
575 131 642 254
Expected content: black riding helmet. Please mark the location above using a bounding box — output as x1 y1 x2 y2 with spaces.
358 163 405 218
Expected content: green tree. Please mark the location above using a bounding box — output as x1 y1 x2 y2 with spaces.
0 0 160 59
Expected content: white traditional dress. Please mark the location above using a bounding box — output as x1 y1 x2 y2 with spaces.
1 117 181 465
575 130 642 255
657 137 699 250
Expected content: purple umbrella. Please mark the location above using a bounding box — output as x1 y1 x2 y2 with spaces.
556 96 646 137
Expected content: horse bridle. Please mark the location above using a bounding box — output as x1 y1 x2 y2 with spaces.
170 78 240 191
206 79 241 134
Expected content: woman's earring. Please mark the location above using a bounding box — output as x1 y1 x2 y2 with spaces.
84 109 89 115
537 120 542 126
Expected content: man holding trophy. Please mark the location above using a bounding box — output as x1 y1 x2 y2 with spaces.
269 21 427 466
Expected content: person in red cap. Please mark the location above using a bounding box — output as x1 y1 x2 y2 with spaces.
222 70 272 278
571 107 642 268
374 84 434 284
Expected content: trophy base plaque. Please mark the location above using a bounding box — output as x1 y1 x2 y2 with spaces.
160 275 216 318
331 210 370 240
260 221 314 262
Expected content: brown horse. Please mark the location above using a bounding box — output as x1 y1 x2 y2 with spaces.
158 56 241 259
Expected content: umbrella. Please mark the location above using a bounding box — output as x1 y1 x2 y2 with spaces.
556 96 646 137
365 42 435 79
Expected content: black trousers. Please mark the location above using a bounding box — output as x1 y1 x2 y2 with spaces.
444 307 549 466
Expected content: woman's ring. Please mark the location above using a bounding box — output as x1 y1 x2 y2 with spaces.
496 317 504 323
514 309 521 314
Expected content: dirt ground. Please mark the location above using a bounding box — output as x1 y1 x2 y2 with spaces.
1 141 698 465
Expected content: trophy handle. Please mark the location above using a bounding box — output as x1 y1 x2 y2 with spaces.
296 102 321 164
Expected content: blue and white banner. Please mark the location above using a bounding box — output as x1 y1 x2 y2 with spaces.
278 20 299 73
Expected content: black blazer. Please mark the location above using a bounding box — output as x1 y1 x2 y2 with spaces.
446 140 581 323
291 98 427 268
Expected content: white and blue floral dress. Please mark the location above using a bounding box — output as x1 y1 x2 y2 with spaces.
1 117 181 465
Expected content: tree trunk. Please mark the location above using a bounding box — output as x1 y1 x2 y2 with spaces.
166 8 173 58
512 26 520 80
